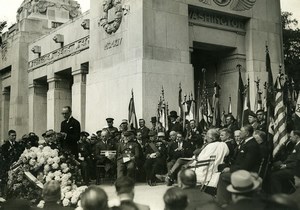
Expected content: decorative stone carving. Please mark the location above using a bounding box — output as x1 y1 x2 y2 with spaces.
61 0 81 19
1 41 8 61
230 0 256 11
81 19 90 30
199 0 256 11
99 0 123 35
16 0 81 21
213 0 231 7
199 0 211 4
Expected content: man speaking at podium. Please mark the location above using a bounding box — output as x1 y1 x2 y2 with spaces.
60 106 81 159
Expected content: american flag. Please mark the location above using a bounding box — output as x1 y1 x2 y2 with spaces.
273 74 288 157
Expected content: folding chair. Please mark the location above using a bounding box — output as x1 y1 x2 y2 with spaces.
192 155 216 191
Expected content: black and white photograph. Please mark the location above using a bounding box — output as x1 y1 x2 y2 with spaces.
0 0 300 209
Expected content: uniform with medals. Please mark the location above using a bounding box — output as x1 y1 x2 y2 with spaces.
116 131 139 180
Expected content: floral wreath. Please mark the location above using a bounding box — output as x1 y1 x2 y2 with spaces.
99 0 123 34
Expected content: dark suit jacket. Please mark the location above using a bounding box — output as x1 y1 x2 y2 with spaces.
60 117 81 156
1 141 23 165
168 141 193 161
137 126 150 141
95 140 116 160
284 142 300 176
230 138 261 172
120 199 150 210
183 188 214 210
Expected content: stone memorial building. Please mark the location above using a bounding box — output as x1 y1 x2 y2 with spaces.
0 0 283 140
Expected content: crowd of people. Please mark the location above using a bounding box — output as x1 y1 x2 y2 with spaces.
0 106 300 209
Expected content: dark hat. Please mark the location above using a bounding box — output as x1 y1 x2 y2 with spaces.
148 130 157 137
80 131 89 137
106 118 114 122
96 130 102 134
170 111 178 118
248 111 257 118
256 109 264 114
123 131 133 137
150 117 157 123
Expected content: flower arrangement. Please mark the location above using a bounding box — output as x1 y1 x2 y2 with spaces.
7 145 85 207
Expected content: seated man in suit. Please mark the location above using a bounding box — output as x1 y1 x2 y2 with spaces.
114 176 150 210
95 130 117 184
167 133 193 172
144 131 167 186
217 125 261 206
270 130 300 194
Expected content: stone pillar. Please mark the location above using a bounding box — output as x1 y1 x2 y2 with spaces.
218 54 246 117
72 69 87 130
47 77 71 131
1 88 10 142
28 82 47 136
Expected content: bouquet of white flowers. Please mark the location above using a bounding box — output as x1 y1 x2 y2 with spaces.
7 145 85 207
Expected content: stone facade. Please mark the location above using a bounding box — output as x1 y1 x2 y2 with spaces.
0 0 282 141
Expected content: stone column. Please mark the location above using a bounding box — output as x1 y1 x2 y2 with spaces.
1 89 10 142
72 69 87 130
28 82 47 136
47 77 71 131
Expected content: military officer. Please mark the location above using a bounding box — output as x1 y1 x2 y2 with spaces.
104 118 119 141
144 131 167 186
116 131 140 180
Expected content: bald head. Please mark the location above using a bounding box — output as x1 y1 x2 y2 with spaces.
179 169 197 188
81 186 108 210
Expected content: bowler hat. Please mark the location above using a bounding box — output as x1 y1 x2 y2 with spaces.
169 111 178 118
227 170 261 194
150 117 157 123
106 118 114 122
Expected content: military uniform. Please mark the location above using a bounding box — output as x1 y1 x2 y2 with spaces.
144 140 167 185
116 140 140 179
78 140 92 185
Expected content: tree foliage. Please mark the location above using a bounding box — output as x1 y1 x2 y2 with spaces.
282 12 300 88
